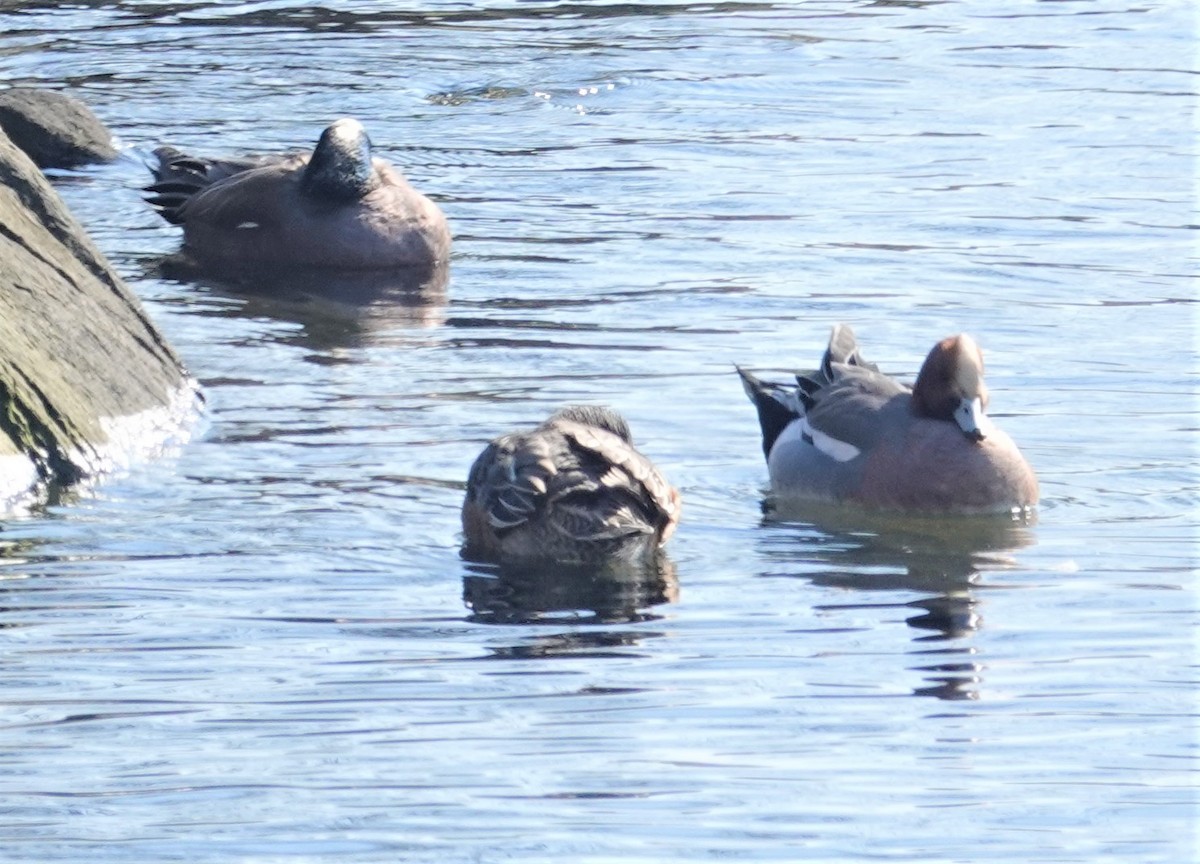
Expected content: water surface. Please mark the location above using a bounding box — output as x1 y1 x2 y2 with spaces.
0 1 1195 861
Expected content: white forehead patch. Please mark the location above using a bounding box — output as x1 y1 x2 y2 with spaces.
328 119 365 145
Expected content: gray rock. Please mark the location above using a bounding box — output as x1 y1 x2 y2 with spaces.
0 87 117 168
0 126 196 507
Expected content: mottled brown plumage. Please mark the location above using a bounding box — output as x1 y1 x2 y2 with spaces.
462 406 681 564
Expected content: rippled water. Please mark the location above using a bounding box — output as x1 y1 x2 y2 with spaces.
1 1 1196 861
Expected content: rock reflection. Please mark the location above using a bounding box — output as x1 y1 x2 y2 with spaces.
761 501 1036 700
153 256 448 351
0 537 39 629
462 554 678 628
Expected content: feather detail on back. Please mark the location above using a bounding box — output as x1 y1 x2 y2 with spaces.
463 406 680 564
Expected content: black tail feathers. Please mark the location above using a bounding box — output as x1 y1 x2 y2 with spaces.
736 366 799 461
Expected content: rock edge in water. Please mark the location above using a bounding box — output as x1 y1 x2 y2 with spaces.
0 87 117 169
0 124 197 509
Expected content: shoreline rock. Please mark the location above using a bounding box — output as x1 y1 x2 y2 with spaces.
0 87 117 169
0 125 198 509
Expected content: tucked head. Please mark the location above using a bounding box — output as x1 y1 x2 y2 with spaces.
547 404 634 443
301 118 378 202
911 334 990 442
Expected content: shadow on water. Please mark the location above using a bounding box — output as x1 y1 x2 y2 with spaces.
759 500 1037 700
462 554 679 629
151 255 449 352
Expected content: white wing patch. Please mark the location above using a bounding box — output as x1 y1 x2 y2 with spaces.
235 221 260 230
772 417 860 463
806 421 861 462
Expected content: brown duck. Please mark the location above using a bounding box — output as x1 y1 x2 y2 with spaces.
462 406 681 565
146 118 449 270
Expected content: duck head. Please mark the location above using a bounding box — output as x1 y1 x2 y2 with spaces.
301 118 379 203
912 333 990 442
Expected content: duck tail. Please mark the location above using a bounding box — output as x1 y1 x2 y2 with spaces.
143 147 210 224
822 324 880 377
736 366 800 462
143 147 270 224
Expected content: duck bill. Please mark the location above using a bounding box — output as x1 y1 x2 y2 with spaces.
954 396 987 442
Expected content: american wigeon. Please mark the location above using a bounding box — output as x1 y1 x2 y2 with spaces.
738 325 1038 514
145 118 450 270
462 405 681 564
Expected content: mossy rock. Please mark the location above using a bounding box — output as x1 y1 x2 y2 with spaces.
0 126 193 505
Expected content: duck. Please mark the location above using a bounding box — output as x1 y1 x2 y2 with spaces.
462 405 681 565
738 325 1038 514
145 118 450 270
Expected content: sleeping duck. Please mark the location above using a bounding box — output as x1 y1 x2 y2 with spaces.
462 405 681 565
738 325 1038 515
145 118 450 270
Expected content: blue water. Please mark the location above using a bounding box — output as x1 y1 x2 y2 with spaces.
0 1 1196 861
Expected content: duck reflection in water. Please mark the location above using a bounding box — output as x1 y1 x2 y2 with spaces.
153 256 448 352
463 554 679 629
760 500 1036 701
